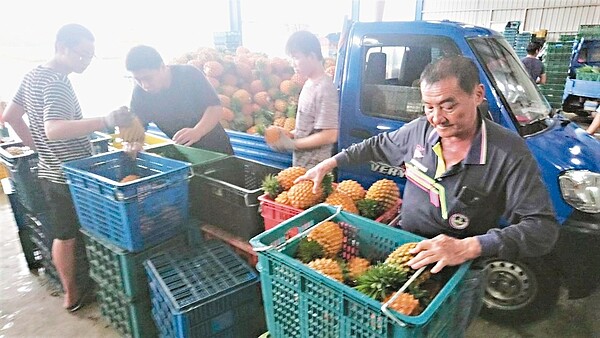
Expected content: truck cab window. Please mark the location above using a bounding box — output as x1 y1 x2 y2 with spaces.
360 35 459 122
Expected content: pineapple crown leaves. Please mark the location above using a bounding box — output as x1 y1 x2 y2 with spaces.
321 173 334 197
356 198 385 220
254 109 275 125
286 104 298 118
261 174 282 199
255 124 266 136
354 263 409 301
295 238 325 263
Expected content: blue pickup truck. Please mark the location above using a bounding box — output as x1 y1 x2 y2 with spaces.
227 20 600 321
562 37 600 116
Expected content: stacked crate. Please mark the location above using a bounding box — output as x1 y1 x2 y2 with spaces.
63 151 192 337
147 144 280 242
540 40 573 109
514 32 532 59
1 134 111 286
213 31 242 52
578 24 600 39
144 240 266 338
503 27 518 48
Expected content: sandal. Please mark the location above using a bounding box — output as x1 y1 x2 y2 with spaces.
65 296 85 313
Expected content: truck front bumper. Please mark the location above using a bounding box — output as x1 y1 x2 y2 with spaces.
553 211 600 299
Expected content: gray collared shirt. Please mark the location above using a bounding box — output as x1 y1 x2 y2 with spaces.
334 116 559 260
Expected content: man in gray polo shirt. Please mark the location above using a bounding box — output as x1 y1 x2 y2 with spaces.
296 56 559 335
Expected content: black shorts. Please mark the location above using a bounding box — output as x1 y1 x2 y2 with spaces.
39 179 81 240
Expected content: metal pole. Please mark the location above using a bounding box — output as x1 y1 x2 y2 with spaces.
229 0 242 44
415 0 424 20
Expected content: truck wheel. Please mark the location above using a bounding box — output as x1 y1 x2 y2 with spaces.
481 258 560 322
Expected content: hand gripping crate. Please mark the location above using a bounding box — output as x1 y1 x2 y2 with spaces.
62 151 191 252
144 240 266 338
192 156 280 241
249 204 471 338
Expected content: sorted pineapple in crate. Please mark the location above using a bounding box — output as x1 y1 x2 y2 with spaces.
306 220 344 258
287 173 333 209
346 257 371 281
366 179 400 212
307 258 344 282
385 242 432 283
324 191 359 214
336 180 366 202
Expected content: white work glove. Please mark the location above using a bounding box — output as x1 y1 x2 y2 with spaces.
104 106 134 129
123 141 143 158
270 130 295 152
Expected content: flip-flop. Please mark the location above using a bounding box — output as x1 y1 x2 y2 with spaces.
65 296 85 313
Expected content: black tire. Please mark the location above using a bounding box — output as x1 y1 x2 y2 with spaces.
480 258 560 323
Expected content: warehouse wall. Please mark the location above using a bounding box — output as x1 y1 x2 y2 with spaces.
420 0 600 41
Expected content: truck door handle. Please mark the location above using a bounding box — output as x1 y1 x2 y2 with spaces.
350 128 373 139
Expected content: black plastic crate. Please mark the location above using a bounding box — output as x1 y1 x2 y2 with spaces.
0 142 45 213
192 157 279 240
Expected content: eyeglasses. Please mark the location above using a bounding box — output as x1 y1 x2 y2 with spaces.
71 49 96 62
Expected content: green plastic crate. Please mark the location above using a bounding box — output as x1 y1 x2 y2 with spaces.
146 143 228 170
82 229 187 301
96 281 157 338
576 71 600 81
250 204 471 338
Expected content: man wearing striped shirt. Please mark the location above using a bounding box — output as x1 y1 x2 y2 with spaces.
3 24 132 312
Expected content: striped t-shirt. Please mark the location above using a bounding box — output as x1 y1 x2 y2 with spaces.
13 66 92 184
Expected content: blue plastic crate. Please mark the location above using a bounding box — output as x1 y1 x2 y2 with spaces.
63 151 191 252
226 130 292 169
249 204 471 338
144 240 266 338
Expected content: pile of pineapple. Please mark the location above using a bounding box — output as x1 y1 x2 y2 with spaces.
262 166 401 220
295 220 440 316
171 47 336 134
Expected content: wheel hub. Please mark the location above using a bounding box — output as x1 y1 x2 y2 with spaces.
484 260 538 310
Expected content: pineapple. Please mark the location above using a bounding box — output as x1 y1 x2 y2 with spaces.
274 191 290 205
307 221 344 258
283 117 296 132
277 166 307 191
385 243 432 284
384 242 417 274
325 192 359 214
295 238 324 263
336 180 366 202
365 179 400 212
346 257 371 280
383 292 420 316
356 199 385 220
288 180 323 209
261 174 282 199
273 117 286 127
307 258 344 282
354 264 408 301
